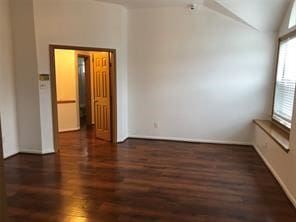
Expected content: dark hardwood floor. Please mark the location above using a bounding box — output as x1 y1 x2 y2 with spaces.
4 128 296 221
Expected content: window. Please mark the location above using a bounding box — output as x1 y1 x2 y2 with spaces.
272 34 296 129
289 0 296 29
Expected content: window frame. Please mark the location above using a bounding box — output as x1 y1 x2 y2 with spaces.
289 0 296 29
271 29 296 132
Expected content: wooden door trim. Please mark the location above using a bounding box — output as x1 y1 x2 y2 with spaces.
0 117 7 221
49 45 118 152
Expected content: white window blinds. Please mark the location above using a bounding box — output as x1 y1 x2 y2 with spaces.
273 36 296 128
289 0 296 29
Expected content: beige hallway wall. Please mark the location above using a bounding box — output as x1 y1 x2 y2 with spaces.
55 49 80 132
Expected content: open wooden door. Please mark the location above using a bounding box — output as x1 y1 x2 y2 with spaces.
93 52 112 141
0 118 7 221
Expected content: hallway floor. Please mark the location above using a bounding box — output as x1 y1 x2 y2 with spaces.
4 128 296 221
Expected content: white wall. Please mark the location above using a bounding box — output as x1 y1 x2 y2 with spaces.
32 0 128 152
0 0 19 158
253 0 296 208
254 125 296 207
128 6 276 144
10 0 42 154
55 49 80 132
3 0 282 153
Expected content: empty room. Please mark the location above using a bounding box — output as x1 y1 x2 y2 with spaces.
1 0 296 221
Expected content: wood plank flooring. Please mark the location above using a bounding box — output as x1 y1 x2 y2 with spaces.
4 128 296 221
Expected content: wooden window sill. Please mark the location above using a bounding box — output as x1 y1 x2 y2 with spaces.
254 119 290 153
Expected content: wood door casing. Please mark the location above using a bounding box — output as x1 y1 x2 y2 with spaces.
93 52 111 141
0 118 7 221
50 45 118 151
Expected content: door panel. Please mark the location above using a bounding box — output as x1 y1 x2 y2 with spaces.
93 52 111 141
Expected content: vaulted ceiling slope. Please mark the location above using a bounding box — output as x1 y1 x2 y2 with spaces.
96 0 291 32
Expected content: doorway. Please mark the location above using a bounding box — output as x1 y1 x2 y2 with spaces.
50 45 117 152
77 54 92 128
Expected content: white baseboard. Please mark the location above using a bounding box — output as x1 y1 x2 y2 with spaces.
58 127 80 133
4 149 19 159
19 148 55 154
128 135 252 146
19 148 43 154
253 144 296 208
4 149 55 159
117 137 129 143
42 149 55 155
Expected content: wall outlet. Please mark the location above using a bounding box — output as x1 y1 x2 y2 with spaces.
154 122 159 128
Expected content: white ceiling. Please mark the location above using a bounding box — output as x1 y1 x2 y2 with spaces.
96 0 292 32
216 0 291 32
96 0 204 9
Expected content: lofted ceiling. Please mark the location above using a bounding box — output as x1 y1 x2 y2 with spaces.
96 0 204 8
96 0 292 32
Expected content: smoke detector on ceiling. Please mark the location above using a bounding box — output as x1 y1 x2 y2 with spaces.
187 0 204 11
188 3 198 10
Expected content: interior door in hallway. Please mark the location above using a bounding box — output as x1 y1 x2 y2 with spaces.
93 52 111 141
